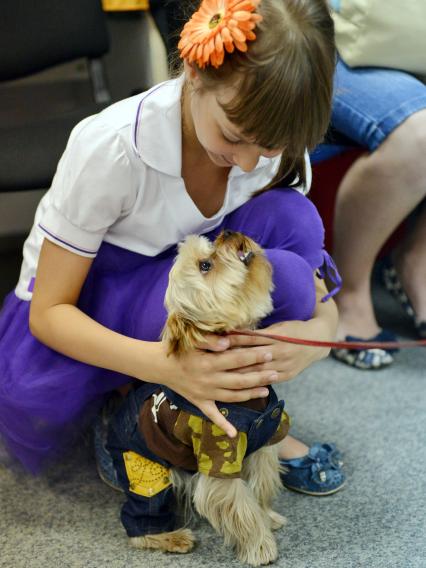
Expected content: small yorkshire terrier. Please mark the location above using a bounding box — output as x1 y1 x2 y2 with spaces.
109 230 289 566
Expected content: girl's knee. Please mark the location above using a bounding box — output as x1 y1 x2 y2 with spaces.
376 109 426 168
262 249 317 325
223 188 326 269
260 188 325 259
400 110 426 161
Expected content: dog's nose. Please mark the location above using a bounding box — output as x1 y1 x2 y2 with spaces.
223 230 235 239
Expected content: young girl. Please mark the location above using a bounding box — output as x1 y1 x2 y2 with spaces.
0 0 344 494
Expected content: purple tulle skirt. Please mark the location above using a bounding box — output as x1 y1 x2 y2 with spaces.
0 189 341 474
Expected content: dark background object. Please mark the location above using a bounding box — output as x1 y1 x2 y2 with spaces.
0 0 111 193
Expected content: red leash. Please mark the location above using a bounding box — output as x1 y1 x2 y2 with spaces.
227 329 426 350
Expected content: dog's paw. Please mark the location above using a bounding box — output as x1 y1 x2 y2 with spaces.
129 528 195 553
267 509 287 531
238 532 278 566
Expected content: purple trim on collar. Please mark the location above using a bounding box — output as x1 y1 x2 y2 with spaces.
28 277 35 292
133 83 169 155
38 224 97 255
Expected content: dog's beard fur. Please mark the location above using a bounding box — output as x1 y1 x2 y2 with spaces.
132 232 285 565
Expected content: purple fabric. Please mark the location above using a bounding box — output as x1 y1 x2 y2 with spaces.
0 188 340 474
318 251 343 302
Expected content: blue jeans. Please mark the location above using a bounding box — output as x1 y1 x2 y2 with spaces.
107 384 177 537
312 58 426 163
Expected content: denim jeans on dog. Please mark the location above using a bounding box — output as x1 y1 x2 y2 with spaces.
107 383 177 537
107 383 289 537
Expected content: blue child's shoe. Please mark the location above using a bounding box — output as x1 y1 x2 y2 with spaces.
280 442 346 496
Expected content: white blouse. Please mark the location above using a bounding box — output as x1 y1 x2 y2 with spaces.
15 75 311 301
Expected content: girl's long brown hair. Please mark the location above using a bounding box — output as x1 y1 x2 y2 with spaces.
175 0 336 191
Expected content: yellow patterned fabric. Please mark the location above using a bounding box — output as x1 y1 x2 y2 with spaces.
123 451 171 497
102 0 149 12
174 412 248 478
137 389 290 480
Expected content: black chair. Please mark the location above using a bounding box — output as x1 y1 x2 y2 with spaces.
0 0 112 193
149 0 197 65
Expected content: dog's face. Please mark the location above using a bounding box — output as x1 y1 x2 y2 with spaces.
163 230 274 354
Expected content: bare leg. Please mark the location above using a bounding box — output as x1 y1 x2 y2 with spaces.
332 110 426 339
277 435 309 460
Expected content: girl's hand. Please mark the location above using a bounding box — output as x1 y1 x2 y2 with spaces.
229 276 339 381
225 318 331 382
156 334 278 438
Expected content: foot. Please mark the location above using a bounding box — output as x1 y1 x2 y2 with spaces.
237 531 278 566
280 443 346 496
331 329 396 370
278 438 343 467
130 528 195 553
267 510 287 531
332 284 397 368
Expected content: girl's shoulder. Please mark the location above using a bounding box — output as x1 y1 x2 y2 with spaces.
66 76 182 150
97 76 184 134
67 76 185 175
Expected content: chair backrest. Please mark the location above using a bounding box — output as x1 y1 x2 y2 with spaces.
0 0 110 82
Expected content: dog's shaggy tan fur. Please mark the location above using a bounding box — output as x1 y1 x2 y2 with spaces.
132 230 286 566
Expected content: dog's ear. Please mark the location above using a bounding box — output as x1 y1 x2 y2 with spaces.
162 313 205 356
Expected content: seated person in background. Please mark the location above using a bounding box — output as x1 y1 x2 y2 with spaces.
329 58 426 369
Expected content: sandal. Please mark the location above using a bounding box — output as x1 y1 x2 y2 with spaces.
331 329 397 370
280 443 346 496
382 258 426 339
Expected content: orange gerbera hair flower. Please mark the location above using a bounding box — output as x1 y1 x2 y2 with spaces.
179 0 263 69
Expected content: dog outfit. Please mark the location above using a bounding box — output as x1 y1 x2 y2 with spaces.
107 382 290 537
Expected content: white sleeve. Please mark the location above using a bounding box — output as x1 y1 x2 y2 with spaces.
38 116 137 257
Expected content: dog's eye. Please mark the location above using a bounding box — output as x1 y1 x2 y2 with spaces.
199 259 212 273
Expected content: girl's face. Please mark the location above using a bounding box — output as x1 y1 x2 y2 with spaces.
185 71 282 172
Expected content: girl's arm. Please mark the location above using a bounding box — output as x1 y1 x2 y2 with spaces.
226 275 339 381
29 239 277 436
